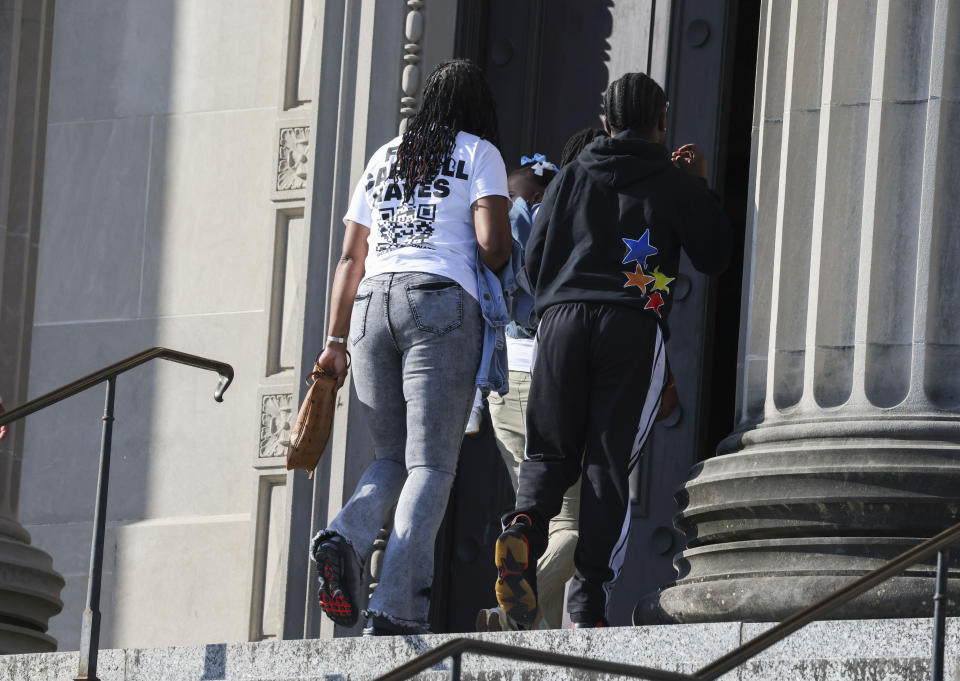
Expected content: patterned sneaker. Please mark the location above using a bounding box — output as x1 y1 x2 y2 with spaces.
475 606 519 632
313 537 358 627
494 515 538 627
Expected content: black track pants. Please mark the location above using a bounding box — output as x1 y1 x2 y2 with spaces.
507 302 667 623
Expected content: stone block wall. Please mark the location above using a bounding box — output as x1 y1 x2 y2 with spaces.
18 0 294 650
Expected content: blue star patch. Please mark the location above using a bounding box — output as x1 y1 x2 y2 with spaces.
622 229 658 267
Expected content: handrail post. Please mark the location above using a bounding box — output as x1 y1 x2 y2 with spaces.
448 653 461 681
931 548 950 681
76 377 116 681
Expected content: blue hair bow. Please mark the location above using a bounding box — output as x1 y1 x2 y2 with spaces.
521 153 558 177
521 153 547 166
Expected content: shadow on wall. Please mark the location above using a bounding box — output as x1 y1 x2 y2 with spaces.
27 0 285 650
19 0 177 652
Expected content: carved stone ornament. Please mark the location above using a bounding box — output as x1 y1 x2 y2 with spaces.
259 392 294 458
399 0 425 132
276 126 311 191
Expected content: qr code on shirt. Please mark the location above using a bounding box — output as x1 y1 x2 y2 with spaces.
376 202 436 254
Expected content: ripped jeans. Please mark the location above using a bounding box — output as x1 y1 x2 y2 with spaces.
316 271 482 629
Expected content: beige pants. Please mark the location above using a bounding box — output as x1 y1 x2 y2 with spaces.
488 370 581 629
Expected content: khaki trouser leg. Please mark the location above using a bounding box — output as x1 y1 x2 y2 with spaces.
488 370 580 629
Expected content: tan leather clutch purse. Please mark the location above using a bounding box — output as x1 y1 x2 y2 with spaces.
286 362 340 477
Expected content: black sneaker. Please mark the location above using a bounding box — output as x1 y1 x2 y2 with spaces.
314 536 358 627
494 515 538 627
571 619 608 628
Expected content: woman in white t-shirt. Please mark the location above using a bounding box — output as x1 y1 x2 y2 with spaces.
308 60 511 635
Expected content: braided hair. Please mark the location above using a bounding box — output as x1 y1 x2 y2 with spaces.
560 127 607 167
393 59 500 200
602 73 667 135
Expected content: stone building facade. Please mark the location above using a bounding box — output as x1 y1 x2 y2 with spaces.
0 0 957 656
1 0 458 653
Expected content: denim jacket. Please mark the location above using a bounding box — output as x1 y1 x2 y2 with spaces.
474 198 538 395
504 198 537 341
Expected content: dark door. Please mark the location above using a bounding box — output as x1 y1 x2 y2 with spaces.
616 0 760 625
434 0 759 631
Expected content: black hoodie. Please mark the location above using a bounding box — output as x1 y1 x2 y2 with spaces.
524 131 732 338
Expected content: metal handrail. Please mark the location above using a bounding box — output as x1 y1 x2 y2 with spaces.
0 347 234 681
374 521 960 681
0 347 233 426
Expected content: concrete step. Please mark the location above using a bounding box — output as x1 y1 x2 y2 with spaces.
1 618 958 681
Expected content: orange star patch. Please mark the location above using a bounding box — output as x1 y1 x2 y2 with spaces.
623 265 655 292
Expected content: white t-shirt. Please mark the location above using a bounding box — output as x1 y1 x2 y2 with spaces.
506 336 535 373
343 131 508 301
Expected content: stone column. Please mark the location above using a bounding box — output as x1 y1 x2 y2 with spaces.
0 0 64 652
645 0 960 622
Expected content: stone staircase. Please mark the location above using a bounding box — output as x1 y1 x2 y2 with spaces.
1 618 957 681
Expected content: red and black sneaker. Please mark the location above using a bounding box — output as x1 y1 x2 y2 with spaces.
314 538 358 627
494 515 538 627
571 619 608 628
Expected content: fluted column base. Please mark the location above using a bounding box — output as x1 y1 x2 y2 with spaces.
0 530 64 653
637 416 960 624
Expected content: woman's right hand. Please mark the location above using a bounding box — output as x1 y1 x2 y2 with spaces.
316 345 349 390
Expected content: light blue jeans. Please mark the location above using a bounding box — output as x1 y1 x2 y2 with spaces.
317 271 482 629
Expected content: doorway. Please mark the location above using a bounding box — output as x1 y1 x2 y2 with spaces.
432 0 761 632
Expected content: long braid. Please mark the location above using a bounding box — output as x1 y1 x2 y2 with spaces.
602 73 666 134
560 127 607 167
393 60 500 200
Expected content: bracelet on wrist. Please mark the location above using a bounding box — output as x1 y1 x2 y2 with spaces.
326 335 347 345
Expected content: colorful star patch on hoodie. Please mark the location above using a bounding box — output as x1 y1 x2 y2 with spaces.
622 230 658 268
651 266 675 294
623 265 656 292
644 291 665 317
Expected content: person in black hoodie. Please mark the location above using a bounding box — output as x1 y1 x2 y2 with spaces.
493 72 731 628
